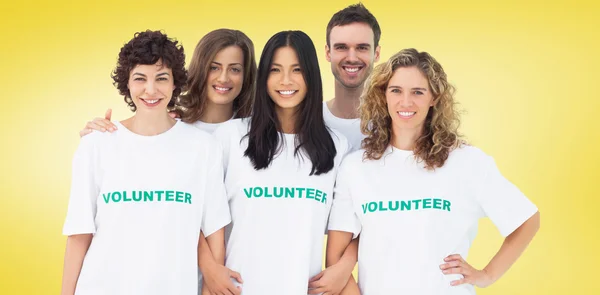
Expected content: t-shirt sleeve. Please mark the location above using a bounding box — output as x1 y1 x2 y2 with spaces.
475 155 538 237
62 137 99 236
327 156 361 239
201 142 232 237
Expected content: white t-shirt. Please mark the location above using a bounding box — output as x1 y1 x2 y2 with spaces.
322 101 364 151
213 118 350 295
192 115 235 134
63 120 231 295
328 145 538 295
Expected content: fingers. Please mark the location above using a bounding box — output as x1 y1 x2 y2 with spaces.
444 254 463 262
439 260 461 270
104 108 112 120
308 279 322 289
308 287 327 294
93 117 117 132
309 271 324 282
229 270 244 283
79 128 92 138
450 278 468 286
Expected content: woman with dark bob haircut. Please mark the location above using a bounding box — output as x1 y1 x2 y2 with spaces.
327 48 540 295
207 30 351 295
61 30 231 295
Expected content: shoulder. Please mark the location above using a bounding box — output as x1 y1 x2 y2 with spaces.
328 127 350 154
213 118 249 138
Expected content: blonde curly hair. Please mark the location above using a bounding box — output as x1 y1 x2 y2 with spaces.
359 48 463 169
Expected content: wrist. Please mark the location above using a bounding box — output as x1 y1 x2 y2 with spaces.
481 267 498 284
199 255 217 274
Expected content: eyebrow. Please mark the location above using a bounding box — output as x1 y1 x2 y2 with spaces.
212 61 243 67
333 43 371 48
272 63 300 67
388 86 428 91
132 72 170 77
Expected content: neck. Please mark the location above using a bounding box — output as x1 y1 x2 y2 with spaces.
390 125 423 151
328 79 363 119
199 101 234 123
276 108 297 134
123 111 176 136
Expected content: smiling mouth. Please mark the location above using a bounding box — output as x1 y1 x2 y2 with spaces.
213 86 233 93
140 98 162 106
342 65 363 74
276 90 297 96
397 111 416 119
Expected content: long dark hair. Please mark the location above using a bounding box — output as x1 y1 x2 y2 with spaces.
178 29 256 122
244 30 336 176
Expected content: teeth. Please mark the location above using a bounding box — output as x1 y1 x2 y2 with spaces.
215 86 231 91
278 90 296 95
145 99 159 104
344 67 360 73
398 111 416 117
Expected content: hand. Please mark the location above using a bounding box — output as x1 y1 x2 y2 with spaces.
168 111 180 119
79 109 117 137
308 259 354 295
202 261 243 295
440 254 494 288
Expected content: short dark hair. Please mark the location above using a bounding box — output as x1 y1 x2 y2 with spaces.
326 3 381 48
111 30 187 112
244 31 337 176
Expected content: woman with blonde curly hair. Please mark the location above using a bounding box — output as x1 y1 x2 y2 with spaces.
326 48 540 295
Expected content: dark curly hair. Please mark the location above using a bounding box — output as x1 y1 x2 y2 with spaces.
111 30 187 112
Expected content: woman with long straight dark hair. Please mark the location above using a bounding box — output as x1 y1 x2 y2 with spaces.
210 30 351 295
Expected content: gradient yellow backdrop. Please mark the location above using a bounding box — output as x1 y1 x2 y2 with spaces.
1 0 598 294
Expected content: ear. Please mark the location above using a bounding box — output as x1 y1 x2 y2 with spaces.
325 44 331 62
374 45 381 63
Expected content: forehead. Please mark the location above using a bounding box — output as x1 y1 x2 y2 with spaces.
214 45 244 63
131 61 171 73
329 22 375 46
272 46 299 63
389 67 429 87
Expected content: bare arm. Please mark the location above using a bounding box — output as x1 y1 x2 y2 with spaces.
199 229 242 295
61 234 93 295
309 231 360 295
441 212 541 287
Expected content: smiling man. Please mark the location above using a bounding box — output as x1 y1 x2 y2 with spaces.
323 3 381 151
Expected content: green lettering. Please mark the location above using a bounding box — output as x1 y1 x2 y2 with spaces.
389 201 399 211
362 203 368 214
274 187 284 198
368 202 377 212
378 201 388 211
102 193 110 204
443 200 451 211
132 191 142 202
433 198 442 209
166 191 174 201
144 191 154 201
315 190 322 202
423 198 432 209
254 187 263 197
306 188 315 199
185 193 192 204
155 191 164 201
285 187 294 198
401 200 411 211
244 188 253 198
123 191 131 202
412 199 422 210
175 191 184 202
297 188 306 198
264 187 272 198
111 191 122 202
321 193 327 204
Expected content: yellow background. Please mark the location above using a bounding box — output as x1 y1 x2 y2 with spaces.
1 0 598 293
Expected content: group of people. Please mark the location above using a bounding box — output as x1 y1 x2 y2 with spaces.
61 3 540 295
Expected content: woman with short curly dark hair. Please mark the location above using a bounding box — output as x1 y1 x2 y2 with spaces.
61 30 230 295
327 48 540 295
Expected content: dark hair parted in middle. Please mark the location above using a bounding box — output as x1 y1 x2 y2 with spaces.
112 30 187 112
244 30 337 176
178 29 256 122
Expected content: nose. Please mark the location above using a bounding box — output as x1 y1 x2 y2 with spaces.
145 80 157 95
280 71 292 85
400 93 413 108
217 69 229 84
347 48 359 62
